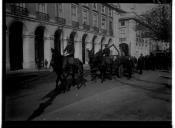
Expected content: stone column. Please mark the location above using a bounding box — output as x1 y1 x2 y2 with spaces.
6 30 10 71
44 36 53 68
23 34 35 69
85 41 91 64
61 36 66 55
79 40 83 62
74 40 81 59
62 36 68 55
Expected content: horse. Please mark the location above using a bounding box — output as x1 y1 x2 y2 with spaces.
50 48 84 92
88 49 113 83
88 49 101 81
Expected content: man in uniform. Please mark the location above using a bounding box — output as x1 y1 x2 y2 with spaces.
102 44 110 57
63 39 75 69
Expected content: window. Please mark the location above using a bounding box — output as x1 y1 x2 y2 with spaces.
109 20 113 30
82 8 89 25
92 3 97 10
101 5 105 13
101 16 106 29
71 4 78 21
93 12 98 27
82 3 89 7
37 3 47 13
136 38 138 42
121 20 125 26
119 38 126 43
120 29 125 34
15 3 25 8
109 8 112 17
56 4 62 17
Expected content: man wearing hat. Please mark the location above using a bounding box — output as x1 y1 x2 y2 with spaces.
102 44 110 57
63 39 75 69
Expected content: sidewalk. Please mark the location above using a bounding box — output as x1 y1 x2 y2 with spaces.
6 64 90 75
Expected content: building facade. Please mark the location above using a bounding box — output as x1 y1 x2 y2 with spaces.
118 13 152 58
6 3 123 71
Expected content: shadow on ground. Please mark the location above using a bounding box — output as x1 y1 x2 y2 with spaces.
27 77 87 121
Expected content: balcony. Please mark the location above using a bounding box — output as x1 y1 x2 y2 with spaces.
10 5 29 16
72 21 79 29
55 17 66 25
101 29 107 35
83 24 90 31
36 12 49 21
92 26 99 33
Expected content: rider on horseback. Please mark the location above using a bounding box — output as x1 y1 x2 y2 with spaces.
63 38 75 70
102 44 110 57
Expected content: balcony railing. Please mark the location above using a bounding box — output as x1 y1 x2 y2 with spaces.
72 21 79 28
10 5 29 16
83 24 90 31
55 17 66 25
101 29 107 35
36 12 49 21
92 26 99 33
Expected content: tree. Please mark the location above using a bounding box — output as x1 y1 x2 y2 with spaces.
134 4 171 42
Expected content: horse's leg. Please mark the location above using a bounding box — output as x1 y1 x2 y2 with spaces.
58 75 65 92
103 65 107 82
91 68 95 81
109 64 112 80
79 64 85 87
100 67 104 83
55 72 60 89
62 71 69 92
56 75 59 89
72 65 78 89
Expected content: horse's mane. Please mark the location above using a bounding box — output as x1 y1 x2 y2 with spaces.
94 50 102 58
51 50 63 67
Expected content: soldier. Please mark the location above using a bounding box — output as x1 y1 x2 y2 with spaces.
63 39 75 69
102 44 110 57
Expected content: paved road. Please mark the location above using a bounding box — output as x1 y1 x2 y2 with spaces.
5 70 171 121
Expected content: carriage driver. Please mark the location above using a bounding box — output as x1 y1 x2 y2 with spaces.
102 44 110 57
63 39 75 69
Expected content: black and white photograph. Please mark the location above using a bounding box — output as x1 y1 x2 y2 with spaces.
3 1 172 127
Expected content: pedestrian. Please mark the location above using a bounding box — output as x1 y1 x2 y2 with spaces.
126 56 133 79
137 54 144 74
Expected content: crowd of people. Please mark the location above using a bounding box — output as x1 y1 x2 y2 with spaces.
111 50 171 79
128 51 171 76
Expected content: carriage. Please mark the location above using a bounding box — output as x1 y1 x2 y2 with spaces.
88 44 134 81
50 43 135 91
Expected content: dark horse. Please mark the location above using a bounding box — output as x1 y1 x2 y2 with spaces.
50 48 84 91
88 49 113 83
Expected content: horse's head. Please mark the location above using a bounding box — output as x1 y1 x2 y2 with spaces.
50 48 62 68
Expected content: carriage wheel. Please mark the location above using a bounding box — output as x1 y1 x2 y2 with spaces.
118 65 124 78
